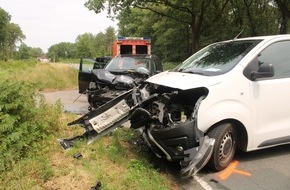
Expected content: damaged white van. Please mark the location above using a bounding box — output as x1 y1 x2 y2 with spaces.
59 35 290 178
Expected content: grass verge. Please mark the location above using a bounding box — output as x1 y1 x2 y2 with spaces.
0 60 180 190
0 60 78 91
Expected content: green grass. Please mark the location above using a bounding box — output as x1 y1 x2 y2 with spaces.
0 60 78 91
162 61 180 71
56 128 176 190
0 60 179 190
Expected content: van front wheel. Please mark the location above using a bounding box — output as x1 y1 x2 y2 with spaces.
207 123 237 171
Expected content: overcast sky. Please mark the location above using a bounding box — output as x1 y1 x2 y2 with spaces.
0 0 117 52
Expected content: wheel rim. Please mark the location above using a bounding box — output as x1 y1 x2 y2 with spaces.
219 132 234 164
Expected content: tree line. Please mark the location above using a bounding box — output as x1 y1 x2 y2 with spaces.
46 27 115 62
86 0 290 62
1 1 289 63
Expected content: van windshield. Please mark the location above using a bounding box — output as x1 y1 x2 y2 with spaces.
174 40 262 76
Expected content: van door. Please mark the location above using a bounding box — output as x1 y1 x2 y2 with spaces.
251 40 290 148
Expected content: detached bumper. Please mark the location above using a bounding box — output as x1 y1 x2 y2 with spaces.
58 90 134 149
180 136 215 178
144 120 215 178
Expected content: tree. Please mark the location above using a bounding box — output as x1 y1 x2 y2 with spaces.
47 42 76 61
85 0 231 53
15 44 43 60
0 8 25 60
0 8 10 50
7 23 25 58
17 43 32 59
75 33 96 57
117 8 192 61
153 17 192 61
274 0 290 34
47 45 58 62
94 32 107 56
94 27 116 56
46 27 116 60
224 0 280 38
117 8 155 37
30 47 44 58
104 26 116 54
76 28 116 58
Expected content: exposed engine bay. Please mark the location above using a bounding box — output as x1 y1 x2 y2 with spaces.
59 82 215 178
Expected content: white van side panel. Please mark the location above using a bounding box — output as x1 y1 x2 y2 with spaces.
197 67 255 150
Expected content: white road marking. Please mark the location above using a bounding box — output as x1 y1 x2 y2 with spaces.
194 175 214 190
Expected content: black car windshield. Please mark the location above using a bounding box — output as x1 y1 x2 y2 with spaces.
105 57 150 74
173 40 262 76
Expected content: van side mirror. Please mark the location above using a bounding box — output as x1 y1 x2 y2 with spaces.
251 63 274 81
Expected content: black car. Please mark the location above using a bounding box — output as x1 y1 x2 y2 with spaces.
79 56 112 71
95 56 112 68
78 54 163 110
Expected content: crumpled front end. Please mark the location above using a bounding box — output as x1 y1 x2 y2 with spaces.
59 83 215 178
87 69 148 109
129 85 215 178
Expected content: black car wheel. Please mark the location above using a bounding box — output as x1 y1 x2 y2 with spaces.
207 123 237 171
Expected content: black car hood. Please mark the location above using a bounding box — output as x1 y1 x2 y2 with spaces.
92 69 145 89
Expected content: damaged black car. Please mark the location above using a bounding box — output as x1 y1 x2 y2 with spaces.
78 54 163 110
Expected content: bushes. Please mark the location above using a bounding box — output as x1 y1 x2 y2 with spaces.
0 80 62 172
0 60 76 188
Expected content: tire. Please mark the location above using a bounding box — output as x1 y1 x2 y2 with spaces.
207 123 237 171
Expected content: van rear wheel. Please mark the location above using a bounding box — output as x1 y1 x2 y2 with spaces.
207 123 237 171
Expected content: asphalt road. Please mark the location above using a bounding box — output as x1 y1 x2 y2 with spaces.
42 89 89 115
42 90 290 190
199 145 290 190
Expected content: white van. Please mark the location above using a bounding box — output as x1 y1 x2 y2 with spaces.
61 35 290 178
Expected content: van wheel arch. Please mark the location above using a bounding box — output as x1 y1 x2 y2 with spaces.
205 120 248 171
206 120 248 151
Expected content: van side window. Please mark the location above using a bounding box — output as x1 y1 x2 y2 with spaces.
258 41 290 79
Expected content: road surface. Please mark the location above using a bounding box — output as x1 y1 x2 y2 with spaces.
41 89 89 115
